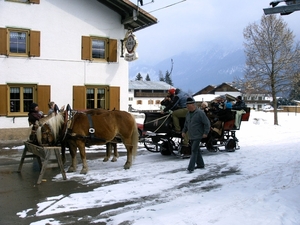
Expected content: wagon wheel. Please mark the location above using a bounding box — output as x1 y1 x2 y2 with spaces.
144 136 162 153
225 139 236 152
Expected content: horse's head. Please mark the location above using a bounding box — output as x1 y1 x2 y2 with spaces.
41 123 55 145
36 112 65 146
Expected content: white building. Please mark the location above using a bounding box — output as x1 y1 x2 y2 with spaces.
128 80 174 112
0 0 156 140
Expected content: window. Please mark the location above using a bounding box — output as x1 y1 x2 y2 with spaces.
86 86 108 109
9 86 34 113
155 100 161 104
81 36 117 62
148 100 153 105
73 86 120 111
129 97 133 101
0 84 50 116
0 28 40 57
10 30 27 54
137 100 142 105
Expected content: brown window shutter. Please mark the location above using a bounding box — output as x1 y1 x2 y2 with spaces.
81 36 91 60
73 86 86 110
109 86 120 110
29 0 40 4
108 39 117 62
29 30 40 57
0 85 8 116
37 85 50 113
0 28 8 56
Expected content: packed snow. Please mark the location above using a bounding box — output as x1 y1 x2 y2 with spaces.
16 111 300 225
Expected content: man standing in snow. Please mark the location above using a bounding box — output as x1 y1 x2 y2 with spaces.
182 97 210 173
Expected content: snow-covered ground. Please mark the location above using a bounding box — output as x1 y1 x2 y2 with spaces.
17 111 300 225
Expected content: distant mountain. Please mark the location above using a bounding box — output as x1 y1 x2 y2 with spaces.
129 45 246 94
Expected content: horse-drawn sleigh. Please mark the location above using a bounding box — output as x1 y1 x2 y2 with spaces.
139 107 251 157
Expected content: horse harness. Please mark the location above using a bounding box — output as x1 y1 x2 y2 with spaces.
66 111 107 143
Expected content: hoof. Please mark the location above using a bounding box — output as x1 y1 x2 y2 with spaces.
80 168 88 174
103 157 109 162
67 166 76 173
111 157 117 162
123 162 131 170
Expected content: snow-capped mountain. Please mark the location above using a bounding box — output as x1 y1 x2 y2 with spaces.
129 45 246 94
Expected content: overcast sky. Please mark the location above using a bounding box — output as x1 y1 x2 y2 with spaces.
133 0 300 65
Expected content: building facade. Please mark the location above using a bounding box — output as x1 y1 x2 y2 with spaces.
128 80 174 112
193 83 271 110
0 0 156 134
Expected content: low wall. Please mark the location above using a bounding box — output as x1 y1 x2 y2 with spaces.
280 106 300 113
0 127 31 145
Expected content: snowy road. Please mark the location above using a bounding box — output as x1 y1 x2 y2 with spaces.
1 111 300 225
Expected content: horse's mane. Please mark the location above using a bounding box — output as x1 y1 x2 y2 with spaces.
36 113 64 145
47 113 64 141
36 126 42 144
38 113 55 126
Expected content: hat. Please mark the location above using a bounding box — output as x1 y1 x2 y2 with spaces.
168 88 175 95
30 103 38 110
236 96 242 100
186 97 195 104
220 95 226 100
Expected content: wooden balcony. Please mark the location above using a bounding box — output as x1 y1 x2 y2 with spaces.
134 92 167 97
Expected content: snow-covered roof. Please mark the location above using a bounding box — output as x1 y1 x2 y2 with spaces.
129 80 174 90
193 94 220 102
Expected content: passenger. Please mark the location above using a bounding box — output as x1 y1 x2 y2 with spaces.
232 96 247 129
47 101 55 116
163 88 189 133
182 97 210 173
210 95 233 136
200 101 215 123
160 88 175 111
232 96 246 110
28 103 43 125
28 102 43 143
200 101 209 114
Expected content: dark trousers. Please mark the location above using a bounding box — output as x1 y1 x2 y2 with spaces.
187 139 204 171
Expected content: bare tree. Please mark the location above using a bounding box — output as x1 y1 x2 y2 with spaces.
243 14 300 125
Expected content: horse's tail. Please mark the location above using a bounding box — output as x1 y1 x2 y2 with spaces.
131 115 139 158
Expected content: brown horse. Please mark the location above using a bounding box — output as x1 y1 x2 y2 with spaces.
65 109 139 174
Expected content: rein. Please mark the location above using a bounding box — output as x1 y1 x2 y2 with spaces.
144 113 172 134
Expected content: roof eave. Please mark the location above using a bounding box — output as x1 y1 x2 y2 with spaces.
97 0 158 32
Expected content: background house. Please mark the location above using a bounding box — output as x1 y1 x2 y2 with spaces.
193 82 272 110
128 80 174 112
0 0 156 140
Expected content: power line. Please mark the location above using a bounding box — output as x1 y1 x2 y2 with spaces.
148 0 187 13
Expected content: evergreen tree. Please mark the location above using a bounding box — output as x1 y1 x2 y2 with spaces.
165 70 173 86
135 73 143 81
145 74 151 81
159 70 164 81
